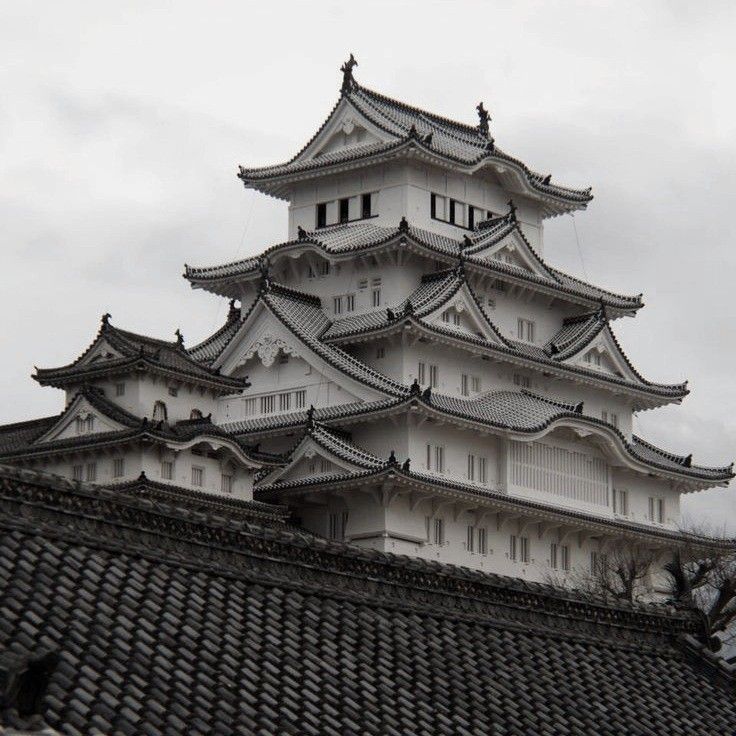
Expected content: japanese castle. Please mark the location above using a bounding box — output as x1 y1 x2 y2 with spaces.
1 57 731 589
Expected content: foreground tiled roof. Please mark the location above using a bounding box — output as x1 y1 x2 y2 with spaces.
185 219 643 313
34 315 245 392
238 80 593 213
1 466 735 735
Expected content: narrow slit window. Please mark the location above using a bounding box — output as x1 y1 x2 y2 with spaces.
339 198 350 224
361 193 372 218
316 202 327 228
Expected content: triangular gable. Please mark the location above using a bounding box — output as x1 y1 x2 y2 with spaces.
296 97 397 164
421 281 507 346
260 433 368 486
34 394 130 445
564 324 640 383
214 299 392 402
472 228 555 282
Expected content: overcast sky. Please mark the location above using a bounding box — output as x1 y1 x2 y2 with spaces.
2 1 734 529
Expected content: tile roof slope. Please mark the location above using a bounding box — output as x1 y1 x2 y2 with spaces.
187 302 244 365
2 466 735 736
35 317 244 390
239 81 593 207
261 283 408 397
306 422 386 470
184 220 643 312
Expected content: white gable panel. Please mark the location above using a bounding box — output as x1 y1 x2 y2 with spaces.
35 397 128 445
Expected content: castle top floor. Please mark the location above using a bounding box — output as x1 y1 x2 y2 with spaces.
237 56 592 254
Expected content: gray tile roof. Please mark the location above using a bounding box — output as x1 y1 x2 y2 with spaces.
35 316 245 392
306 422 385 470
2 466 735 736
238 83 593 208
184 220 643 313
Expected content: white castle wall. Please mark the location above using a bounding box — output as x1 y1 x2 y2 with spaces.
287 162 543 252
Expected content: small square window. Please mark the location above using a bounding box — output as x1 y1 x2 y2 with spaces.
192 466 204 487
115 383 126 397
161 461 174 480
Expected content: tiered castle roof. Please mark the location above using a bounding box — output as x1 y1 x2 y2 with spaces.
237 64 593 216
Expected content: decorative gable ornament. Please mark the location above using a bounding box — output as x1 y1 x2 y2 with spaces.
242 333 299 368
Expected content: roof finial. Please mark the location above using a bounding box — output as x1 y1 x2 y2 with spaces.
476 101 491 137
388 450 398 467
101 312 111 326
297 225 308 241
398 216 409 234
259 257 271 290
340 53 358 94
507 199 517 221
306 404 315 429
175 328 184 346
228 299 239 319
402 457 411 472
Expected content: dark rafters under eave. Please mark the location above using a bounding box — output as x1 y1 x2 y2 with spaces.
34 314 248 393
184 217 643 314
236 61 592 214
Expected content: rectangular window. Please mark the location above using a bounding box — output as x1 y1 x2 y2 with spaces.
75 417 84 434
72 464 83 481
85 415 95 432
478 457 487 484
115 382 125 397
372 288 381 307
449 198 456 224
613 489 628 516
431 193 448 221
85 462 97 482
376 347 385 359
161 461 173 480
561 545 570 571
295 390 306 409
466 525 475 553
509 535 517 561
426 443 432 470
517 318 535 343
471 376 481 393
279 392 291 412
221 474 233 494
520 536 530 563
442 310 450 323
429 365 439 388
339 198 350 224
358 278 368 290
346 294 355 312
191 466 204 487
477 528 487 555
316 202 327 228
590 551 600 574
261 395 276 414
649 497 665 523
513 373 531 389
434 446 445 473
328 511 348 540
320 261 330 276
461 374 469 396
113 458 124 478
602 410 619 428
244 397 257 416
333 296 342 315
433 518 445 545
468 205 475 231
467 453 475 481
418 362 426 385
361 193 372 218
372 277 382 287
550 542 558 569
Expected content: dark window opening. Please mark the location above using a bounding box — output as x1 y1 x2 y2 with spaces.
449 199 456 225
468 206 475 230
339 198 350 224
362 193 372 218
430 193 437 219
316 203 327 229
